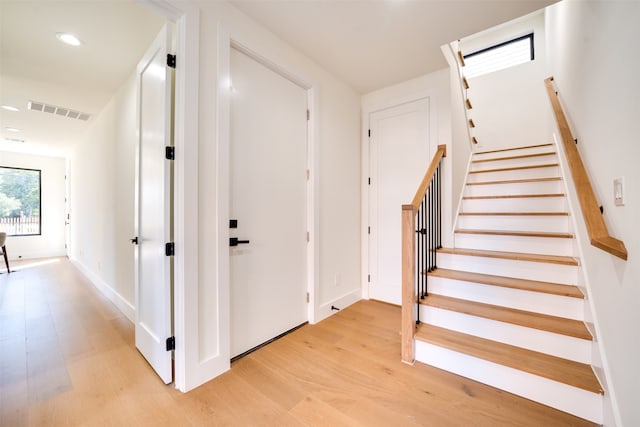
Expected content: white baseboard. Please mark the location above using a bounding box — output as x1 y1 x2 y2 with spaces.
69 257 135 322
313 288 361 324
8 249 67 261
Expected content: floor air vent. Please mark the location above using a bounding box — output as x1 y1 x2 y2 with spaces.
28 100 91 121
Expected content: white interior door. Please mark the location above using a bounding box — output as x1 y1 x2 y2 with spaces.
134 25 173 384
369 98 430 305
229 47 308 359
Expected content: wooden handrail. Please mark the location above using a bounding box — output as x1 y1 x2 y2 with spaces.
410 145 447 209
544 77 628 260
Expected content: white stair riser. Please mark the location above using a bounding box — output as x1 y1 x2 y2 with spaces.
437 253 579 284
473 145 556 160
454 233 575 257
470 154 558 171
419 306 591 363
467 166 560 183
465 181 564 197
428 277 584 320
457 215 570 233
462 197 566 212
415 342 603 424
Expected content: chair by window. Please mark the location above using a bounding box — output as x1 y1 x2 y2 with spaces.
0 232 10 273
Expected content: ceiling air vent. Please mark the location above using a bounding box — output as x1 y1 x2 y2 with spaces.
28 100 91 122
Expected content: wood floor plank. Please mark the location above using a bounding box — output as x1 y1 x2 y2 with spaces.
463 193 565 200
466 177 562 186
416 324 603 394
472 151 557 163
455 229 573 239
0 258 598 426
422 295 592 340
470 163 559 174
437 247 579 266
429 268 583 298
475 143 554 155
458 212 569 216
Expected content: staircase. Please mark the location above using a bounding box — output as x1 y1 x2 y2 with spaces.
414 143 604 424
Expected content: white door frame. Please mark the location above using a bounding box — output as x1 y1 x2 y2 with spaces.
361 92 438 301
217 29 318 365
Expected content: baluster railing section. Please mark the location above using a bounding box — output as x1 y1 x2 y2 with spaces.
401 144 446 364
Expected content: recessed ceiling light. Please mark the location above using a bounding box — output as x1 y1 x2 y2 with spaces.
5 127 20 132
56 32 82 46
1 105 20 112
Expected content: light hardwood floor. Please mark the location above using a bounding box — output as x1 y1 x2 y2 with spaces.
0 258 596 426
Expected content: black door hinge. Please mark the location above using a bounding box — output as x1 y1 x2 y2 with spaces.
166 336 175 351
165 242 175 256
165 146 175 160
167 54 176 69
368 129 371 137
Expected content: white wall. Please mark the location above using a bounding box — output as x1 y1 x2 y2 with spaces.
0 151 66 260
180 1 362 390
546 1 640 425
360 69 453 299
68 72 136 320
461 11 551 151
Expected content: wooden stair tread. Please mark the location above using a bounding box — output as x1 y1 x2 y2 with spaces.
472 151 557 163
437 247 579 266
463 193 565 200
475 143 553 155
467 177 561 186
415 323 603 394
455 229 573 239
459 212 569 216
421 294 592 340
429 268 584 298
470 163 559 174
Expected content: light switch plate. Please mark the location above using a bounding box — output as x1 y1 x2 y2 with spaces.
614 177 624 206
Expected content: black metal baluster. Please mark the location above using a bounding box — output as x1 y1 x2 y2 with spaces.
437 165 442 250
429 176 434 273
417 201 422 299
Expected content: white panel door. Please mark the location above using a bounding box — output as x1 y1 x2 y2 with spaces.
230 47 308 358
134 25 173 384
369 98 430 305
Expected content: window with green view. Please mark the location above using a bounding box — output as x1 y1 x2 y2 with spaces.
0 166 41 236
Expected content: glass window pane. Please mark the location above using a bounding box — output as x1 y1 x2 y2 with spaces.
0 167 41 236
464 34 534 79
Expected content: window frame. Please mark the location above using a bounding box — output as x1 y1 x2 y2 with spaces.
463 33 535 78
0 166 42 237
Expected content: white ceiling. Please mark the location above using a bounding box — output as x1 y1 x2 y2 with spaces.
0 0 556 158
0 1 165 157
229 0 557 93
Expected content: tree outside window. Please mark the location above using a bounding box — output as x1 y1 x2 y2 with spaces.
0 167 41 236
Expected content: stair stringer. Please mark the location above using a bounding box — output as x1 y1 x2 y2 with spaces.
552 133 619 426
